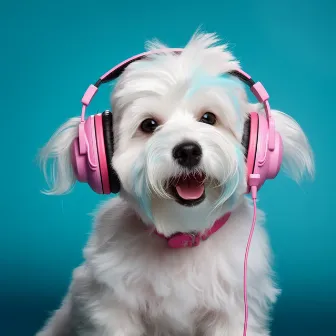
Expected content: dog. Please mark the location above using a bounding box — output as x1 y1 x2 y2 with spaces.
36 31 314 336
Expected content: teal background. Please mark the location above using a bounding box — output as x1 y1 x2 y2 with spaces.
1 0 335 335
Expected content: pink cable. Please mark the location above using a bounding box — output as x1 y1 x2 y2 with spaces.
243 186 258 336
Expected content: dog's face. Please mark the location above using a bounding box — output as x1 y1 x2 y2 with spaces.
111 35 250 235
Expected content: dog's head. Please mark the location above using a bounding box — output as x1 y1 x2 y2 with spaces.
39 31 315 236
111 33 250 234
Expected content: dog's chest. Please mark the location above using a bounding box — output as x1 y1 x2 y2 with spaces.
114 241 239 319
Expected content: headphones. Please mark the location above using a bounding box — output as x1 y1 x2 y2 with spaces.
71 48 283 195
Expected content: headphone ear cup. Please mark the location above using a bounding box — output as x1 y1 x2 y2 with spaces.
71 116 104 194
256 114 283 182
244 112 283 193
102 111 121 193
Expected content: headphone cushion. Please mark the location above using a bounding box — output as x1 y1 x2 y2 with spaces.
94 114 111 194
245 112 259 190
102 111 121 193
242 114 251 159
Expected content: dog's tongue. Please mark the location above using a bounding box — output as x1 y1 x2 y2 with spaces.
175 175 204 200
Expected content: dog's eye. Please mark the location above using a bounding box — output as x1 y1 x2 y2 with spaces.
140 118 159 133
199 112 216 125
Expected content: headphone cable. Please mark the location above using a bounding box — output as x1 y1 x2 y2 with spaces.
243 185 258 336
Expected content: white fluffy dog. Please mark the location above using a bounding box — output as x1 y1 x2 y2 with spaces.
37 31 314 336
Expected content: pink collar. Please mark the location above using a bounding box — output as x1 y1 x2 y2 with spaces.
153 212 231 248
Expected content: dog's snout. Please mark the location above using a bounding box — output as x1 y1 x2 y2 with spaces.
172 141 202 169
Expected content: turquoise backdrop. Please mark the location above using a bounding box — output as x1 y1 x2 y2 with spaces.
1 0 335 335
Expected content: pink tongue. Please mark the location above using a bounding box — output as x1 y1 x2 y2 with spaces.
175 177 204 200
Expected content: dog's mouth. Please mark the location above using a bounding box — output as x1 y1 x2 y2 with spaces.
168 172 206 207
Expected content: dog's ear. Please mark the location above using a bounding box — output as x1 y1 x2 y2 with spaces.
250 103 315 183
38 117 81 195
271 109 315 182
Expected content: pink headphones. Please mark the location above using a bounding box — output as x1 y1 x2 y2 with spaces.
71 48 283 195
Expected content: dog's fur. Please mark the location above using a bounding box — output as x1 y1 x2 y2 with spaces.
37 31 314 336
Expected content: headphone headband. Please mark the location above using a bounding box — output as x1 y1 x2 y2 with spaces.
79 48 275 151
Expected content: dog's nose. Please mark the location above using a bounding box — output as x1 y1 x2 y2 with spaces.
172 141 202 169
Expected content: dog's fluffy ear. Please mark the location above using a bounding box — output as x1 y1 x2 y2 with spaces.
39 117 80 195
251 104 315 182
272 109 315 182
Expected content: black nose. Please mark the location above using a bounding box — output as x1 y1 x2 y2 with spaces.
172 141 202 169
